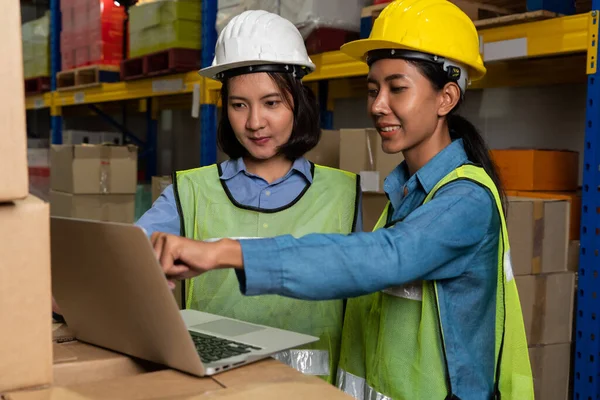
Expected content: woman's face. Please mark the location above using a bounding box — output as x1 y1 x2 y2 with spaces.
227 73 294 160
367 58 444 154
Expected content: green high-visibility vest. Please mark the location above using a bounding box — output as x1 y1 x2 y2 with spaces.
174 163 360 383
336 164 534 399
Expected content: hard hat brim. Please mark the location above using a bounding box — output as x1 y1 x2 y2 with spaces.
199 59 316 81
340 38 486 81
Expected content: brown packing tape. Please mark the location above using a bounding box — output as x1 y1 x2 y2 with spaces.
530 275 547 345
532 201 544 274
99 146 111 194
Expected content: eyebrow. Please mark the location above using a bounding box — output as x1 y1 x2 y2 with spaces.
367 74 408 84
229 93 281 101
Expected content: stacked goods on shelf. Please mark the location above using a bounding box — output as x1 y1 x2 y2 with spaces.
22 12 51 79
60 0 125 70
491 149 582 240
128 0 202 58
49 144 138 223
506 196 577 400
0 0 53 393
216 0 363 54
62 129 123 145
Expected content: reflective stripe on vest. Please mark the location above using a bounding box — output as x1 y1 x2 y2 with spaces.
272 349 330 376
174 163 359 384
337 164 534 399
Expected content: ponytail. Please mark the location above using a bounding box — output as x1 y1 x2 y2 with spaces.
448 114 506 214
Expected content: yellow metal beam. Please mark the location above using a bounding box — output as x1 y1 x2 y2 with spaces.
25 92 52 110
54 71 202 107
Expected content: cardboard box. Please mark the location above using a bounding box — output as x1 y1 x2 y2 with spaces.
491 149 579 191
506 190 581 240
50 145 138 194
52 341 161 387
362 192 389 232
507 197 570 275
50 191 135 223
0 0 29 202
340 129 403 193
0 197 52 393
516 273 576 346
529 343 572 400
305 129 341 169
151 176 173 203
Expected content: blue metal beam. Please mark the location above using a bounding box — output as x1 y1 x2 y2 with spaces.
318 80 333 129
87 104 145 147
573 9 600 400
201 0 218 68
526 0 575 14
50 0 62 145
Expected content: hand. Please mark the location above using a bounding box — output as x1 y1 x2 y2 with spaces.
150 233 244 289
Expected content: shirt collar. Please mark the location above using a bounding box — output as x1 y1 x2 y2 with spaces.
384 139 469 195
219 157 313 184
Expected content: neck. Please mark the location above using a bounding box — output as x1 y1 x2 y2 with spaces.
403 120 451 176
244 154 293 184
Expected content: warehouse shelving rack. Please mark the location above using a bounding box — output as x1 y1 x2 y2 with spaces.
22 1 600 397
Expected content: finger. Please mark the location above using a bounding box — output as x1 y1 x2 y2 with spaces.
153 233 165 261
167 280 176 290
159 235 177 274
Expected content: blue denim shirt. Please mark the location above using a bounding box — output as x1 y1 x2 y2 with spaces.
136 157 363 236
239 139 500 399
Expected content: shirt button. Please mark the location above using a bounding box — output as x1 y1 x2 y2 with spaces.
265 190 271 196
263 223 269 229
403 186 409 196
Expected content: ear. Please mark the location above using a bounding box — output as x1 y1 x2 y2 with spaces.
437 82 461 117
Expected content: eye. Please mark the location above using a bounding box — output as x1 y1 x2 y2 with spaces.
265 100 281 108
230 102 246 110
367 88 378 98
390 86 407 94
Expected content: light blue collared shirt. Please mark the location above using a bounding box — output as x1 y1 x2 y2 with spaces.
136 157 362 236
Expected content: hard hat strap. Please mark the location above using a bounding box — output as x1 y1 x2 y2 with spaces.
215 64 309 81
366 49 468 93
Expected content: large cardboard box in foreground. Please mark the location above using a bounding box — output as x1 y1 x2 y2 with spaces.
529 343 572 400
507 197 571 276
362 192 389 232
517 272 576 346
50 191 135 223
0 0 28 202
340 129 403 193
0 197 52 392
50 145 138 194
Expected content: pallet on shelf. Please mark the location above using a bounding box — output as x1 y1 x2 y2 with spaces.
56 65 120 92
120 48 201 81
473 9 559 28
24 76 51 96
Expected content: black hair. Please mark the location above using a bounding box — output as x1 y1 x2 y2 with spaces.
406 59 507 214
217 71 321 160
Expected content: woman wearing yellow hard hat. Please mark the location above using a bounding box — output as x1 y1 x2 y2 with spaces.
151 1 534 398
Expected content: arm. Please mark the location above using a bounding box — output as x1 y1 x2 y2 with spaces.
153 181 495 301
135 185 181 237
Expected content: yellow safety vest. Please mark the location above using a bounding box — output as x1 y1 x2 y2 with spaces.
174 163 359 383
337 164 534 399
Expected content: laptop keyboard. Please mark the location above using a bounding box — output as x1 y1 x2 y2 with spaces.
190 332 262 364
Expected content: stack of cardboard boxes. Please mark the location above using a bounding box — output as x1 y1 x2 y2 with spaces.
49 144 138 224
494 149 580 400
0 1 53 393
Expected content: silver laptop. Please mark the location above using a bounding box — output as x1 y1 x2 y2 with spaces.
50 217 317 376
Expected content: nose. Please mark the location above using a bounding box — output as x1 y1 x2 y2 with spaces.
246 106 266 131
370 91 390 117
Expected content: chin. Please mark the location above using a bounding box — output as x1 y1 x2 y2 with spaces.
381 140 406 155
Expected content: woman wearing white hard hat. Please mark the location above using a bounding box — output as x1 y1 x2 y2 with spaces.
136 10 362 383
151 1 534 399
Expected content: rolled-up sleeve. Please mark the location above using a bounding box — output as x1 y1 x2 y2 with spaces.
238 181 495 300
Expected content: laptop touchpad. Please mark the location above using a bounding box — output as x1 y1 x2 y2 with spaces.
192 319 265 337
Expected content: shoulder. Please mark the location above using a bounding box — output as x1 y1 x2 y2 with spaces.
313 165 359 188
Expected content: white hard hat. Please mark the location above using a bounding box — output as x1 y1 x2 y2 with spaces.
199 10 316 81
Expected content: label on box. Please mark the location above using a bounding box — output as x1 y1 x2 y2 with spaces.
152 78 184 93
360 171 380 192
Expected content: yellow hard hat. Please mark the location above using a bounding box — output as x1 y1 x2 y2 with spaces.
341 0 486 81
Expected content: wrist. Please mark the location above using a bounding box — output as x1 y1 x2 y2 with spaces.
215 239 244 270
